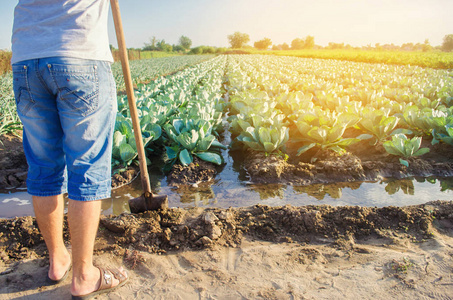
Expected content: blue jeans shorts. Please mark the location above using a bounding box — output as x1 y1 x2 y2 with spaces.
12 57 117 201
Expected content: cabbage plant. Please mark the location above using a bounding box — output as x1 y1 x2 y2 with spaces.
275 91 314 118
230 112 286 137
295 124 364 157
356 108 400 143
229 89 275 116
164 118 227 168
112 115 162 170
433 124 453 146
383 134 430 167
294 111 363 157
401 106 449 136
236 125 289 154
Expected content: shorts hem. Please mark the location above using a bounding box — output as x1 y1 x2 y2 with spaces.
28 190 67 197
68 192 111 202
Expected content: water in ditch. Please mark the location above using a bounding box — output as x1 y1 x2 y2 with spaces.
1 144 452 218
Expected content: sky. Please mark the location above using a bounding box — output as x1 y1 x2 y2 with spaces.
1 0 452 50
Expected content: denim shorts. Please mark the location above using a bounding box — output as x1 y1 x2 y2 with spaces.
12 57 117 201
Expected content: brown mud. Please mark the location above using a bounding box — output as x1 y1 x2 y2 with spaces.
1 201 453 299
167 156 217 186
112 166 140 189
0 134 27 189
245 139 453 185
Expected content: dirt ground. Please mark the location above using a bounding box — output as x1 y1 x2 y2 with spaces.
243 137 453 186
0 134 27 190
167 156 218 187
1 201 453 299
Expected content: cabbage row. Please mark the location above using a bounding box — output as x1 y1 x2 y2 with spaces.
112 55 227 171
112 55 215 90
0 73 21 136
0 55 216 137
225 55 453 165
2 53 452 171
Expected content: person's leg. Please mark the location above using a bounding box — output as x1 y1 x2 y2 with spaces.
67 199 99 295
67 199 99 294
12 60 70 280
68 199 126 297
44 57 126 296
33 194 71 281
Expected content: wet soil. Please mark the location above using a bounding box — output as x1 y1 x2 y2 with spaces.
0 134 27 189
112 166 139 189
244 139 453 185
167 156 217 186
1 200 451 263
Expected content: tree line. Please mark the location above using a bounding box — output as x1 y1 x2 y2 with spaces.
227 32 453 52
110 33 453 57
113 35 228 55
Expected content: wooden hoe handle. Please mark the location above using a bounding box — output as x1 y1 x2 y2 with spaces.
110 0 152 194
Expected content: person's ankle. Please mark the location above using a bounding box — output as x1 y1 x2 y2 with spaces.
71 266 101 296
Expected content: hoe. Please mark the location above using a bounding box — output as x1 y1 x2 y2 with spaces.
110 0 168 213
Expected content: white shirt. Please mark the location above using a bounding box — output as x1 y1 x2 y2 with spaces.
11 0 113 64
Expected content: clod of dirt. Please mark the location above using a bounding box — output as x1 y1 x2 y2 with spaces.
0 134 27 189
315 151 366 181
167 156 217 186
245 151 294 183
111 166 139 189
0 216 42 260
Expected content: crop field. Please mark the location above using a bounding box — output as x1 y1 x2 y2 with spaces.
112 55 227 171
224 55 453 157
1 54 453 193
112 54 215 89
250 49 453 69
3 1 453 297
110 54 452 173
1 56 453 298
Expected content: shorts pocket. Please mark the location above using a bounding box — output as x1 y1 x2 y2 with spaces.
49 63 99 116
12 64 35 116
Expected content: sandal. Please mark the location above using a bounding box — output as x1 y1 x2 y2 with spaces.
72 267 128 300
